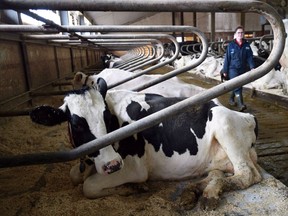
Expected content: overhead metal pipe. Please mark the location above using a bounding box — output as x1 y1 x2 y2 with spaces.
0 0 281 13
0 0 285 167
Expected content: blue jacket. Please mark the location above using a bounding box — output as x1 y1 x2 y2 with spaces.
223 39 255 75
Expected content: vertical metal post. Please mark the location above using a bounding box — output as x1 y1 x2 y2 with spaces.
172 12 176 38
210 12 215 42
59 11 69 35
181 12 184 42
70 48 75 72
193 12 197 27
53 46 61 89
17 12 33 99
241 12 246 28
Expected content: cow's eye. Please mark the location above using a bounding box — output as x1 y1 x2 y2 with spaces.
72 124 84 132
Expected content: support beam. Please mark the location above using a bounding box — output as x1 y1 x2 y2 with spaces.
210 12 215 42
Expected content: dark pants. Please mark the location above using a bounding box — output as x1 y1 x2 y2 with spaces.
229 68 244 95
228 68 246 109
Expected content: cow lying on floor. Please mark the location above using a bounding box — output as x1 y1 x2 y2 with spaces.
30 78 262 210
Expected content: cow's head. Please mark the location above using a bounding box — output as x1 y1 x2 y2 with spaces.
73 71 97 90
30 78 123 175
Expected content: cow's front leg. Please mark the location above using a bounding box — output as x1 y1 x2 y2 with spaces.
82 158 149 198
70 158 96 186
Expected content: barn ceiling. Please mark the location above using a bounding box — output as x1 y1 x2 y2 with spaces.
84 11 157 25
83 0 287 25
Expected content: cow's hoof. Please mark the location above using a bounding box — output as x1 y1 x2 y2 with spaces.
199 196 219 211
179 188 198 210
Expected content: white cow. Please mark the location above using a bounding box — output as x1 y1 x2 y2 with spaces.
30 78 261 210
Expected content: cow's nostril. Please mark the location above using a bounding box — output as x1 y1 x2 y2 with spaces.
103 160 122 174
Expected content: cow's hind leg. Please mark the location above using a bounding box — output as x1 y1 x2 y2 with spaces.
213 111 262 189
198 170 225 210
180 170 225 210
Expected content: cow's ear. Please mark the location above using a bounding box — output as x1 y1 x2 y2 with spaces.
30 105 67 126
96 77 108 98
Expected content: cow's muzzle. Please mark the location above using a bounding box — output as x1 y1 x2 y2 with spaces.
103 159 123 174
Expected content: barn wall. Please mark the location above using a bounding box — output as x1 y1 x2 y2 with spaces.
0 40 27 102
0 36 104 108
26 43 58 88
132 12 263 40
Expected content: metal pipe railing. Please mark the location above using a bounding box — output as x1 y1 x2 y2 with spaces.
24 32 182 93
129 28 207 91
117 47 148 69
115 47 145 69
123 45 156 70
259 34 274 52
0 0 285 167
128 40 164 71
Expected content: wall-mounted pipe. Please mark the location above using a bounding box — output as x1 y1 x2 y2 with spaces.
0 0 285 167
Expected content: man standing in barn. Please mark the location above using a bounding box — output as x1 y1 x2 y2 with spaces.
222 25 255 112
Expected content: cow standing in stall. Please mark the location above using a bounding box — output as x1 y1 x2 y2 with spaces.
30 78 261 210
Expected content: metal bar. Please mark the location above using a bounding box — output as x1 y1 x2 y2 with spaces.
130 28 207 92
119 47 149 69
30 91 70 97
121 46 155 70
52 81 72 86
0 72 73 106
21 30 188 78
0 1 285 167
24 34 167 72
128 40 164 71
0 109 32 117
0 24 223 33
107 34 180 89
259 34 274 51
0 0 275 12
115 48 145 69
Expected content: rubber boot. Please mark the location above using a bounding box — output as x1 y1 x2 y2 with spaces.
228 92 236 106
235 93 247 112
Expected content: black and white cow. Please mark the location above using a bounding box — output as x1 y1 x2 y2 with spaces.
101 54 122 68
73 68 204 96
30 78 262 210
